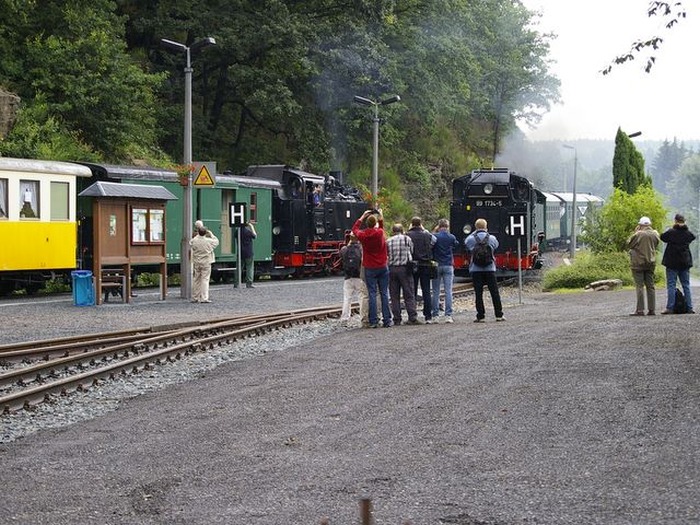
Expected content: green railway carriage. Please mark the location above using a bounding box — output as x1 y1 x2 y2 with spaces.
76 164 275 280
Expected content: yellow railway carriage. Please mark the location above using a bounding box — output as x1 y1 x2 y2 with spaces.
0 157 92 294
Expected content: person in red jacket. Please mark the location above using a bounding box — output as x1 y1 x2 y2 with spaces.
352 209 392 328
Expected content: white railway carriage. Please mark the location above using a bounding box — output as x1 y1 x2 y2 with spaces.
539 191 605 250
0 157 92 294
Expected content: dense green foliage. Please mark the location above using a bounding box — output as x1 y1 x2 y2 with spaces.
542 250 664 291
0 0 559 220
581 186 667 253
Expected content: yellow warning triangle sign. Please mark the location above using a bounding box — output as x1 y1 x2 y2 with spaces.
193 165 215 186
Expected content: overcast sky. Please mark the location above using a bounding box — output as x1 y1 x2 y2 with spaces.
519 0 699 142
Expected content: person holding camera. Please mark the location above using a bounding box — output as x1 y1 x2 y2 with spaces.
352 209 392 328
190 225 219 303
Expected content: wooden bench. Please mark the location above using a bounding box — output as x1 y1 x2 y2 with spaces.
100 269 126 303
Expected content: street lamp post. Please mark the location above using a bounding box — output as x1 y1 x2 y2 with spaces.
161 36 216 300
562 144 577 259
353 94 400 205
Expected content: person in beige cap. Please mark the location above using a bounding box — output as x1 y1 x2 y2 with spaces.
626 216 660 315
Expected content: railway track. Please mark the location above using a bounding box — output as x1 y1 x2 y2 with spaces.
0 284 473 414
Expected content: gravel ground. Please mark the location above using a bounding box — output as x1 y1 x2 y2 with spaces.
1 278 698 524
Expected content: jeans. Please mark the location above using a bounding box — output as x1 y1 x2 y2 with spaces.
389 265 417 323
414 265 433 320
431 265 454 318
665 267 693 310
364 266 392 326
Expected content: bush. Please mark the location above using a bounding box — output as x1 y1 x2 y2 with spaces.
543 251 664 290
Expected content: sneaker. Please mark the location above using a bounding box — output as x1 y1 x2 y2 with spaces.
629 312 645 316
688 309 696 314
496 316 505 322
445 316 454 323
425 318 435 324
647 311 656 316
661 310 673 315
474 318 485 323
407 319 421 325
368 323 379 329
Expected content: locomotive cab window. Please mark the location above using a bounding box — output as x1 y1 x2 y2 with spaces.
19 180 39 219
131 207 165 244
0 178 7 218
50 181 70 220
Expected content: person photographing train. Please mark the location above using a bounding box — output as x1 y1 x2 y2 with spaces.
352 209 392 328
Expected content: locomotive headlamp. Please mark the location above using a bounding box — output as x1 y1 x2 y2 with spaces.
483 183 494 195
462 224 472 234
272 226 281 235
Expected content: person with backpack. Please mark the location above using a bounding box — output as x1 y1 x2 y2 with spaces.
660 213 696 314
339 232 364 325
465 218 504 322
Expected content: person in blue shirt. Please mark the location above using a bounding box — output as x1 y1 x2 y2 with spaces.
431 218 459 323
465 218 504 322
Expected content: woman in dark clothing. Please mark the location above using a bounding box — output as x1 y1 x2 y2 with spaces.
660 213 696 314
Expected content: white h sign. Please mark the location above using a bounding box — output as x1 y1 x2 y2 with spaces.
510 214 526 237
229 202 247 226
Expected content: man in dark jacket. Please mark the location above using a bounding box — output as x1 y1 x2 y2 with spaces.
660 213 696 314
406 216 436 323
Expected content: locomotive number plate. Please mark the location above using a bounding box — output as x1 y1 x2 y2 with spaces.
475 200 502 207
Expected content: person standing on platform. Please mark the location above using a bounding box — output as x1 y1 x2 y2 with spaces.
352 209 392 328
190 226 219 303
339 232 364 325
660 213 696 314
239 222 257 288
431 218 458 323
465 218 504 322
406 216 436 324
387 223 418 325
627 216 661 316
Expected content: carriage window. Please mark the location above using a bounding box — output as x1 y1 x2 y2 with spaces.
50 181 69 220
249 192 257 223
132 207 165 244
0 178 7 218
19 180 39 219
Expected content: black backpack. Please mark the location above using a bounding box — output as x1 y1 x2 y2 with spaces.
673 288 688 314
471 233 494 266
342 243 362 278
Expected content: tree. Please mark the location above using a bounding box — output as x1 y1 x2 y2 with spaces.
0 0 164 162
613 128 649 193
582 185 666 253
603 1 687 74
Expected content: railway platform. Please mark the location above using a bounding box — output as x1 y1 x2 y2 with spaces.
1 280 699 524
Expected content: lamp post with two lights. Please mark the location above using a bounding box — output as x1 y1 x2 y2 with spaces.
353 94 401 205
160 36 216 300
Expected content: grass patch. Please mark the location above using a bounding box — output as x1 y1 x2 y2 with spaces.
543 250 664 291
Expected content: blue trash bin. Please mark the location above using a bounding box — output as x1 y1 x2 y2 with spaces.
71 270 95 306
